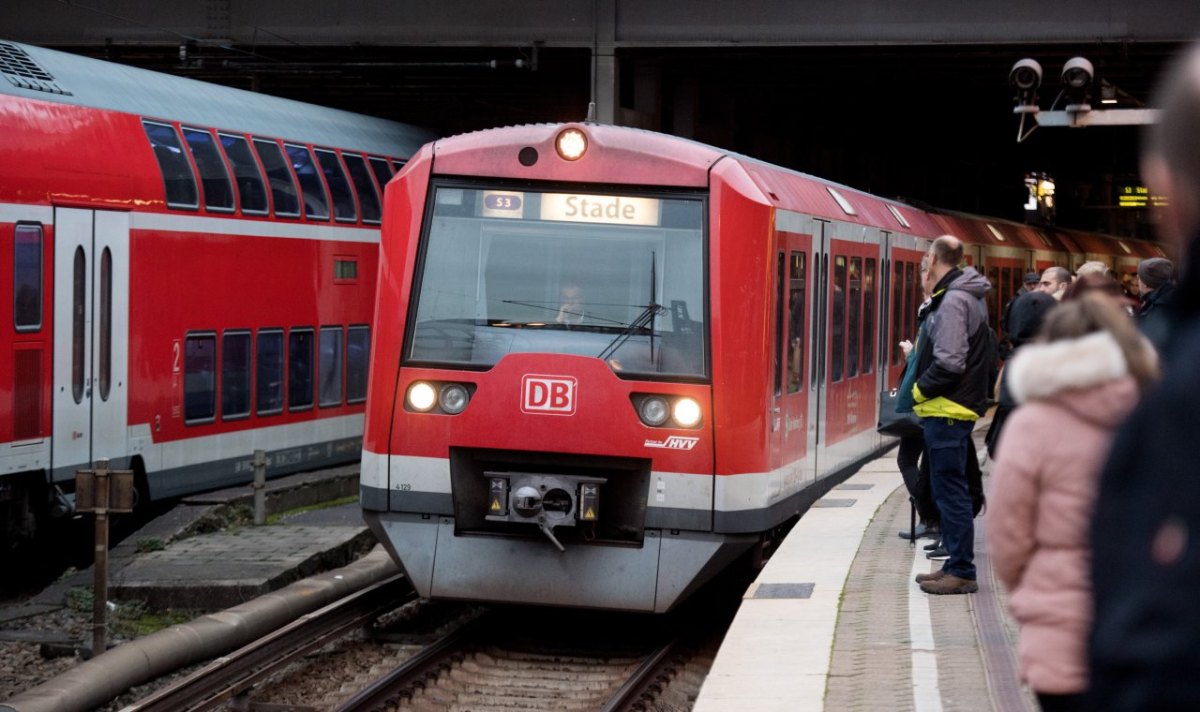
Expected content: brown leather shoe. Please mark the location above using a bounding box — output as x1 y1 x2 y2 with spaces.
919 574 979 595
915 569 948 584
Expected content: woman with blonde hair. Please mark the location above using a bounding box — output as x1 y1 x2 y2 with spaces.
987 295 1157 712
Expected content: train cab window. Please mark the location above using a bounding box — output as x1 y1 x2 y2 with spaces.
252 139 300 218
182 127 235 212
284 144 330 221
142 121 199 210
14 223 42 331
341 153 382 224
831 256 847 382
221 331 251 419
319 326 344 407
218 134 269 215
184 333 217 424
848 257 862 378
786 251 806 393
288 328 315 410
862 258 876 375
256 330 284 415
368 156 393 193
315 149 357 222
409 185 707 379
346 325 370 403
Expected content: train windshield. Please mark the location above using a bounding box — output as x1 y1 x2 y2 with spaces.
408 185 707 378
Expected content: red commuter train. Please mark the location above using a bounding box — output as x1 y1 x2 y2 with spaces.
0 40 432 548
364 124 1163 613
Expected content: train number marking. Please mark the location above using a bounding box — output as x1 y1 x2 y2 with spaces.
645 436 700 450
521 375 577 415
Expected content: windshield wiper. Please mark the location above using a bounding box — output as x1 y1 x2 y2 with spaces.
598 252 660 362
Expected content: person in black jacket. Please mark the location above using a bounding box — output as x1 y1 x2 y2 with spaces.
1088 41 1200 711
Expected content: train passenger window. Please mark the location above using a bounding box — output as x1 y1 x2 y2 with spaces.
346 326 370 403
14 223 42 331
184 333 217 424
891 261 904 367
368 156 393 193
319 327 344 407
988 266 1001 332
218 134 269 215
284 145 329 221
288 328 315 410
831 256 847 383
222 331 251 419
341 154 382 224
848 257 862 378
774 253 786 397
182 127 235 212
787 252 806 393
71 247 85 404
256 330 284 415
252 139 300 218
904 262 916 354
863 258 876 375
315 150 357 223
98 248 112 401
142 121 198 210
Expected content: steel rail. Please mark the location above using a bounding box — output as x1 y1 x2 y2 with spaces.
599 640 679 712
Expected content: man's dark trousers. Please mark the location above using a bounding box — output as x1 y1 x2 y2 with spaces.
925 417 977 580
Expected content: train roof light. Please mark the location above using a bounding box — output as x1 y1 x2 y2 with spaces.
555 128 588 161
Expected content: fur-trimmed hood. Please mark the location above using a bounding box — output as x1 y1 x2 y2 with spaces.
1006 330 1142 429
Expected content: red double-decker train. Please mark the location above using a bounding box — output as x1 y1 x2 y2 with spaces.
364 124 1162 612
0 40 432 548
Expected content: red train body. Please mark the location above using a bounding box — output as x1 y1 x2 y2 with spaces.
362 125 1161 612
0 40 431 546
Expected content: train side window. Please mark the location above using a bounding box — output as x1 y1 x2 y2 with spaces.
14 223 42 331
315 149 357 223
218 134 269 215
184 333 217 424
182 127 235 212
904 262 917 354
988 266 1001 332
863 258 876 375
256 329 284 415
252 139 300 218
288 328 315 411
142 120 199 210
319 326 344 407
347 326 370 403
98 248 112 401
368 156 393 193
891 261 904 367
222 331 251 420
831 256 846 383
787 251 806 393
341 153 382 224
773 252 786 397
848 257 862 378
284 144 330 220
71 247 85 404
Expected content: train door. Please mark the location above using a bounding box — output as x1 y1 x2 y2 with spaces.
51 208 130 483
984 256 1026 339
822 230 881 469
770 230 813 489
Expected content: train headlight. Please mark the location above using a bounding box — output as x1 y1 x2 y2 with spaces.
673 397 702 428
406 382 437 412
439 383 470 414
555 128 587 161
638 396 670 427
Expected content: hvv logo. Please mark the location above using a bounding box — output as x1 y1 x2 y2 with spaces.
521 375 577 415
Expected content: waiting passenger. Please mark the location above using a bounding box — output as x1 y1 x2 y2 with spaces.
985 289 1056 457
1133 256 1175 348
1037 266 1072 301
989 296 1157 712
1089 42 1200 711
1075 261 1111 279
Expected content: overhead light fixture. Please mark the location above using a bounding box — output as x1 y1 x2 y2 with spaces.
1100 79 1118 105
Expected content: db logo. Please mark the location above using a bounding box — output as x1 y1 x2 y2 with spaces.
521 375 577 415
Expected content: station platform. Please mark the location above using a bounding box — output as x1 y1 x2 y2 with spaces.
695 439 1036 712
19 465 369 614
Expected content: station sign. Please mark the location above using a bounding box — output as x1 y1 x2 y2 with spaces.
1116 183 1168 208
540 193 660 226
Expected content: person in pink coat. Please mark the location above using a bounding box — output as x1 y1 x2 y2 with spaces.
987 295 1159 712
